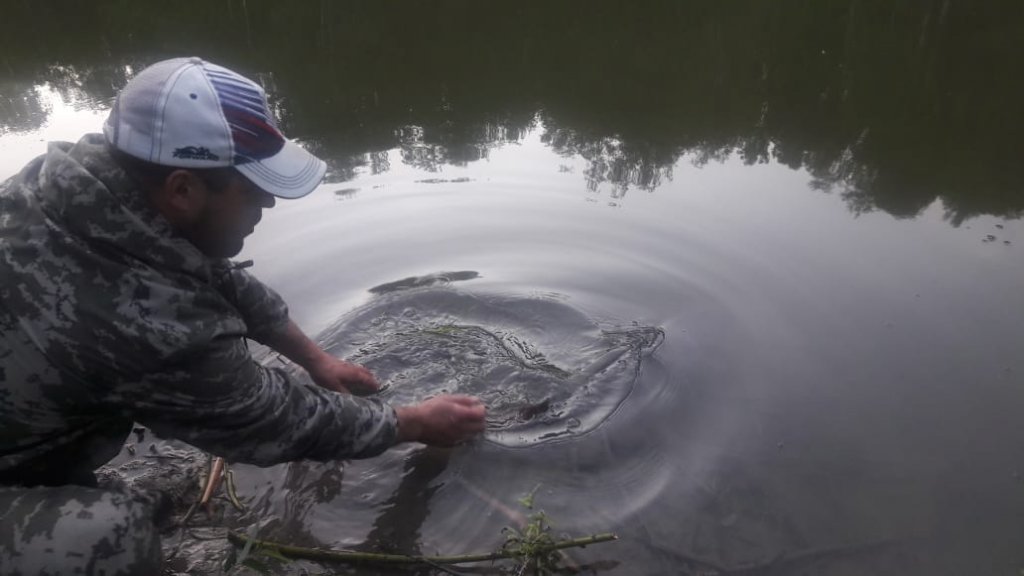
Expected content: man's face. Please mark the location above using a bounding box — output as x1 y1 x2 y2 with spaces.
187 173 276 258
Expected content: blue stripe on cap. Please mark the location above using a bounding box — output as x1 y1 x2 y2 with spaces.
205 68 284 162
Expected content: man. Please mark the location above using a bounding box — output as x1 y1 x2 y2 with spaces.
0 57 486 574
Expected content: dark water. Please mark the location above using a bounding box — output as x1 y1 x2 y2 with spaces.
3 2 1024 574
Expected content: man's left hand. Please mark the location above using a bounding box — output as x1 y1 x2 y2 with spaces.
307 356 380 396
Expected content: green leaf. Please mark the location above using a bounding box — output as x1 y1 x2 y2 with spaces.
517 484 541 509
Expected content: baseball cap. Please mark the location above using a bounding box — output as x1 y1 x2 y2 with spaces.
103 56 326 199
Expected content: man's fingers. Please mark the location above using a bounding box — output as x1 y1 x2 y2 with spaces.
464 418 486 433
342 363 381 395
447 394 485 407
453 403 486 436
453 401 486 420
351 375 380 395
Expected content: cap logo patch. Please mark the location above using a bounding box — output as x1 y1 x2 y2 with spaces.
173 146 221 161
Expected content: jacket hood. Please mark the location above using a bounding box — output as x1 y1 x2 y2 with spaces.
34 133 215 281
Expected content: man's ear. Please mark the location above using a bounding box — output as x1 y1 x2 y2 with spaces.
154 170 206 226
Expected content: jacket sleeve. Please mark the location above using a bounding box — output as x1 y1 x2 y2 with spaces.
113 335 399 466
216 264 291 344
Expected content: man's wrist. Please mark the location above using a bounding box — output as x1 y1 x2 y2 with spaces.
394 406 422 444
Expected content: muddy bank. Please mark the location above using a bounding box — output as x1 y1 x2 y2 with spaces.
98 429 240 575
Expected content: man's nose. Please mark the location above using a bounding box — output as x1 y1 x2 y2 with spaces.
259 190 276 209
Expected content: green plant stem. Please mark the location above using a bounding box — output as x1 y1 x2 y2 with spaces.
226 530 617 566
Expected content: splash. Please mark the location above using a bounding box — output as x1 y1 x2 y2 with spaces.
318 276 663 448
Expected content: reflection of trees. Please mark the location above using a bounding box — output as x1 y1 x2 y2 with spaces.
542 125 677 195
395 118 532 172
0 82 49 135
1 0 1022 223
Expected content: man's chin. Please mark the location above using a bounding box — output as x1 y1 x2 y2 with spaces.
198 238 245 259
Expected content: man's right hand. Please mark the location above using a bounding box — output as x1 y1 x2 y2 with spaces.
395 395 486 446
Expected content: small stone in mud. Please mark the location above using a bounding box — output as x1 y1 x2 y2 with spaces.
983 235 997 243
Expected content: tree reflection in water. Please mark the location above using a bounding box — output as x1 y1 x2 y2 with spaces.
1 0 1022 224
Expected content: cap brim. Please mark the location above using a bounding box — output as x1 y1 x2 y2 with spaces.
235 139 327 199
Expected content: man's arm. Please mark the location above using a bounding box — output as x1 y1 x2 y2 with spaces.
217 264 290 340
207 266 486 452
262 318 380 395
260 321 489 444
120 336 396 464
117 335 486 465
218 266 378 394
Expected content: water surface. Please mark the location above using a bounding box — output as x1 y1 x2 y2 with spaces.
2 3 1023 574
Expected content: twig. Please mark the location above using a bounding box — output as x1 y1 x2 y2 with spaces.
177 452 213 529
421 557 472 576
199 457 225 508
171 455 223 558
224 468 246 512
227 530 617 566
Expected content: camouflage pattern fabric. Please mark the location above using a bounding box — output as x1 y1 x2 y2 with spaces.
0 134 399 568
0 485 161 575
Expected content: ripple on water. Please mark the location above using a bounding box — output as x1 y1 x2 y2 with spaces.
318 276 664 448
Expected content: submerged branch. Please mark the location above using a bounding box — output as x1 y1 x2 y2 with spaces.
226 530 617 566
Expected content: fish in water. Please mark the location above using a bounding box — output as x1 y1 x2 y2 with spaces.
517 397 551 421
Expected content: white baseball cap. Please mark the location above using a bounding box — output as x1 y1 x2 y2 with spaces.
103 57 326 199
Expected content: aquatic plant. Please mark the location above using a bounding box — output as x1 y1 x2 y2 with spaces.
223 486 616 574
500 485 561 574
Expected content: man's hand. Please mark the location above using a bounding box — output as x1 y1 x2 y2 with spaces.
396 395 486 446
307 356 380 396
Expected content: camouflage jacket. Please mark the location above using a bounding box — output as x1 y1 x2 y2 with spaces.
0 134 397 486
